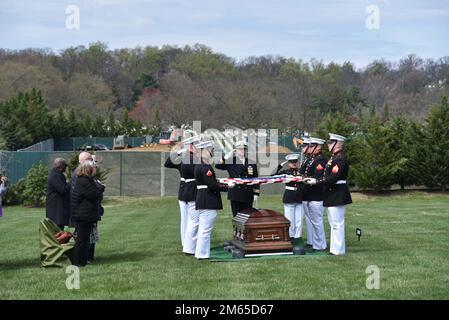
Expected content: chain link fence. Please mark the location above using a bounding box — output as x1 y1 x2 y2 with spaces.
0 151 292 196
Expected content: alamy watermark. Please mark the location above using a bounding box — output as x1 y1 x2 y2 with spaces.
66 265 80 290
365 4 380 30
66 5 80 30
168 121 283 175
366 265 380 290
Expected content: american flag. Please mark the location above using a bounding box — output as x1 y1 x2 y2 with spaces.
217 174 303 186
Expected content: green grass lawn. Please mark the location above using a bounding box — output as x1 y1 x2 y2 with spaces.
1 192 448 299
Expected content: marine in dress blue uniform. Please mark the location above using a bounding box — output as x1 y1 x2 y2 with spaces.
304 133 352 255
299 137 314 247
164 135 200 251
302 137 327 251
274 153 304 241
215 141 259 217
193 140 233 259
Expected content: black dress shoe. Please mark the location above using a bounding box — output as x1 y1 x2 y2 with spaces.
185 253 194 256
328 252 335 256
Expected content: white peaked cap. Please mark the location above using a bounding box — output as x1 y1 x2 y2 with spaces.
235 140 248 148
301 137 311 145
196 140 215 149
285 154 300 161
329 133 347 142
310 137 325 145
183 136 201 145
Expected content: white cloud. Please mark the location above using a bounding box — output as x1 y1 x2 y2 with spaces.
0 0 447 67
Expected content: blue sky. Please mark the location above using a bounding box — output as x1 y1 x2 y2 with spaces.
0 0 448 67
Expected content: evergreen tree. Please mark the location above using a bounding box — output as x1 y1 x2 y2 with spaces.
0 89 51 150
385 115 416 189
92 116 106 136
51 108 69 138
22 162 48 207
350 110 410 191
67 108 80 137
414 96 449 190
121 109 134 135
106 112 117 136
82 113 93 137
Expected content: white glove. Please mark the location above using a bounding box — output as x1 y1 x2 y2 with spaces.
224 149 236 160
304 178 317 185
176 148 187 155
227 181 236 188
280 161 288 166
253 194 259 209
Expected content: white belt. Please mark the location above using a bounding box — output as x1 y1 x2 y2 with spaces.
285 186 297 191
335 180 347 184
197 185 207 189
181 178 196 183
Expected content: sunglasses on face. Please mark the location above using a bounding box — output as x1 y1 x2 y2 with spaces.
289 160 298 164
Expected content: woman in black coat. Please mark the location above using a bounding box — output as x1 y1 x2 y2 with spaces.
71 161 105 267
46 158 71 230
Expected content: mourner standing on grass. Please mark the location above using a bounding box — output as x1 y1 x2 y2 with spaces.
193 140 233 260
274 154 304 244
164 135 201 254
71 160 105 266
0 175 8 218
302 138 327 251
304 133 352 255
299 137 314 248
71 151 93 187
45 158 71 230
216 140 259 217
87 154 105 263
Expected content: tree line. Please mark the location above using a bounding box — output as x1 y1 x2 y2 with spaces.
316 97 449 191
1 91 448 192
0 89 161 150
1 42 448 191
0 42 448 132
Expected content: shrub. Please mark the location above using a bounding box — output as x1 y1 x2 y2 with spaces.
22 162 48 207
2 179 26 206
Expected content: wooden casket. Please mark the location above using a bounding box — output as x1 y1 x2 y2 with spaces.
231 208 292 254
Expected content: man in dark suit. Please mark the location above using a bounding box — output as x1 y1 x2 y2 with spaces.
215 140 259 217
46 158 71 230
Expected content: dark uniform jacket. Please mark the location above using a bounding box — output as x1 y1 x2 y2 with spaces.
317 151 352 207
164 152 197 202
274 165 302 204
215 157 259 204
71 175 105 222
194 163 228 210
299 155 312 175
46 168 72 226
297 155 312 202
302 154 327 202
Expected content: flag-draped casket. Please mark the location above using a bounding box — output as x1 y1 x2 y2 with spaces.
231 208 292 254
